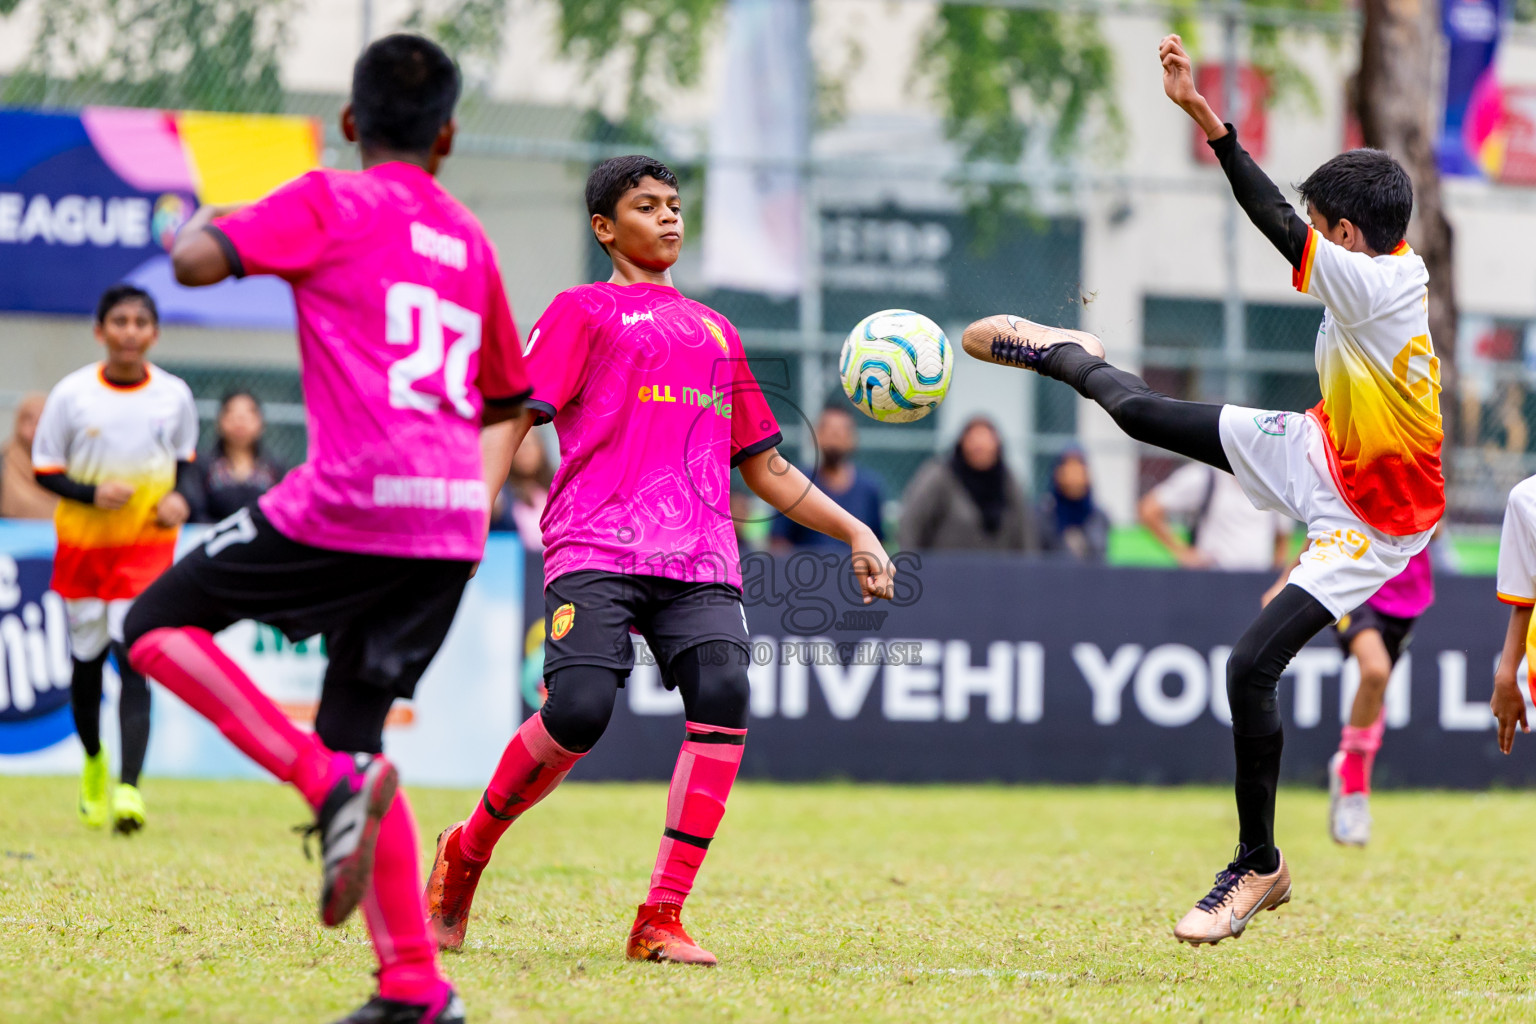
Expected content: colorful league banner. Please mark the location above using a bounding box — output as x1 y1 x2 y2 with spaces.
1438 0 1503 178
0 107 321 327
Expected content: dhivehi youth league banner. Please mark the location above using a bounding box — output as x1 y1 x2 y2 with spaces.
0 107 320 327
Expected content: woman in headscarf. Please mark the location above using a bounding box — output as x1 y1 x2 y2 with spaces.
898 416 1036 551
1037 447 1110 561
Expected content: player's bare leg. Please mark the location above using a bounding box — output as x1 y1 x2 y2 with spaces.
1331 630 1391 846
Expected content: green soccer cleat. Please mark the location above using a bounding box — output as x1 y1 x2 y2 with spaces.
78 750 110 828
112 783 146 835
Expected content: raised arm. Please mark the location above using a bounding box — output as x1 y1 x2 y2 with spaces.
1159 34 1310 268
738 446 893 603
171 204 244 286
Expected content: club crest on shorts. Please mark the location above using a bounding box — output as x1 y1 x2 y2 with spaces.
551 603 576 640
1254 411 1289 436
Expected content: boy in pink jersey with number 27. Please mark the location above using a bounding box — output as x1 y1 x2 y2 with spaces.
123 36 530 1024
425 156 895 966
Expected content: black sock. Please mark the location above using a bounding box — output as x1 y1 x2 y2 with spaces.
1234 728 1285 873
70 651 108 757
1038 345 1232 472
1038 342 1109 390
114 641 150 788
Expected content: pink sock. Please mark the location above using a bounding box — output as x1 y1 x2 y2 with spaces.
130 627 340 807
647 722 746 907
459 712 583 864
1339 713 1386 795
361 791 444 1003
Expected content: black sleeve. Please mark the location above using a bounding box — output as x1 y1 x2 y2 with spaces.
175 459 206 520
1208 125 1311 270
204 224 246 278
35 471 96 505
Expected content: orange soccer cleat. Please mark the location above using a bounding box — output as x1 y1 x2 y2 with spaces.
424 822 486 952
625 902 718 966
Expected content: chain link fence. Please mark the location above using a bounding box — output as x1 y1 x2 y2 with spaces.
6 4 1536 537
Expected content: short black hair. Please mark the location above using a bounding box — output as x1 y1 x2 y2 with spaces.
585 156 679 224
1297 149 1413 254
351 34 461 153
95 284 157 325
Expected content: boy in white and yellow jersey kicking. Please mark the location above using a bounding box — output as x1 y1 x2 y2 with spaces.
962 36 1444 945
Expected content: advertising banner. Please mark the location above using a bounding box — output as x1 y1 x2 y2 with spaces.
0 525 522 788
4 523 1527 791
1438 0 1503 177
0 107 320 327
523 553 1533 790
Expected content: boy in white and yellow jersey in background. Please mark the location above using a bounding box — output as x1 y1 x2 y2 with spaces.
32 284 199 833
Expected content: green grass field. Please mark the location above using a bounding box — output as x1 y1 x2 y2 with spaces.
4 778 1536 1023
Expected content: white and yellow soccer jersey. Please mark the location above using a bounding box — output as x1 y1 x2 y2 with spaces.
1294 230 1445 537
1496 475 1536 697
1496 476 1536 611
32 362 198 600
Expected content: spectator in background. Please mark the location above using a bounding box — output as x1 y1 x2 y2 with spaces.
771 406 884 551
490 427 553 550
1038 447 1109 561
189 391 286 523
1 393 57 519
1139 462 1292 571
899 415 1035 551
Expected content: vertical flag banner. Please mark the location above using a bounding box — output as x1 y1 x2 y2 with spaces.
0 107 322 327
701 0 808 297
1438 0 1503 177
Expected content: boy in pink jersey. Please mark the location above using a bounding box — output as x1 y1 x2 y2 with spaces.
122 36 529 1024
424 156 894 965
1325 543 1435 845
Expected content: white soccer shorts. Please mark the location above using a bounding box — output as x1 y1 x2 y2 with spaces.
1219 405 1434 620
64 597 135 661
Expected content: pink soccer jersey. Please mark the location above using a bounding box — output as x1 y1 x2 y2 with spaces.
212 163 530 561
523 281 781 588
1366 546 1434 619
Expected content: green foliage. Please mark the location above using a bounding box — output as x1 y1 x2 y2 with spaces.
1167 0 1348 117
404 0 513 74
920 7 1115 164
553 0 724 127
1 0 293 112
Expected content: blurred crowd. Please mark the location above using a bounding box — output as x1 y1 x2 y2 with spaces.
0 395 1308 571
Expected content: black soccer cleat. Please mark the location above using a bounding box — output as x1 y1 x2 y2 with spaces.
300 752 399 928
331 985 466 1024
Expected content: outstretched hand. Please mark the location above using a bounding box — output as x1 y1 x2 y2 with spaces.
1159 35 1200 107
1158 35 1226 140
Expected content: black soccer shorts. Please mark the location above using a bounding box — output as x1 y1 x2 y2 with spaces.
1334 603 1417 667
127 506 472 702
542 569 751 686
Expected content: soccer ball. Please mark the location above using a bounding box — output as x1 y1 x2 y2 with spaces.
839 309 953 423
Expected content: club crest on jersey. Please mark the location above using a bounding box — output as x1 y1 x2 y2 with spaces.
551 603 576 640
622 311 655 326
1254 411 1289 436
701 317 729 354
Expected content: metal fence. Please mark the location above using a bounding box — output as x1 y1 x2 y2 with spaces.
5 1 1536 528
